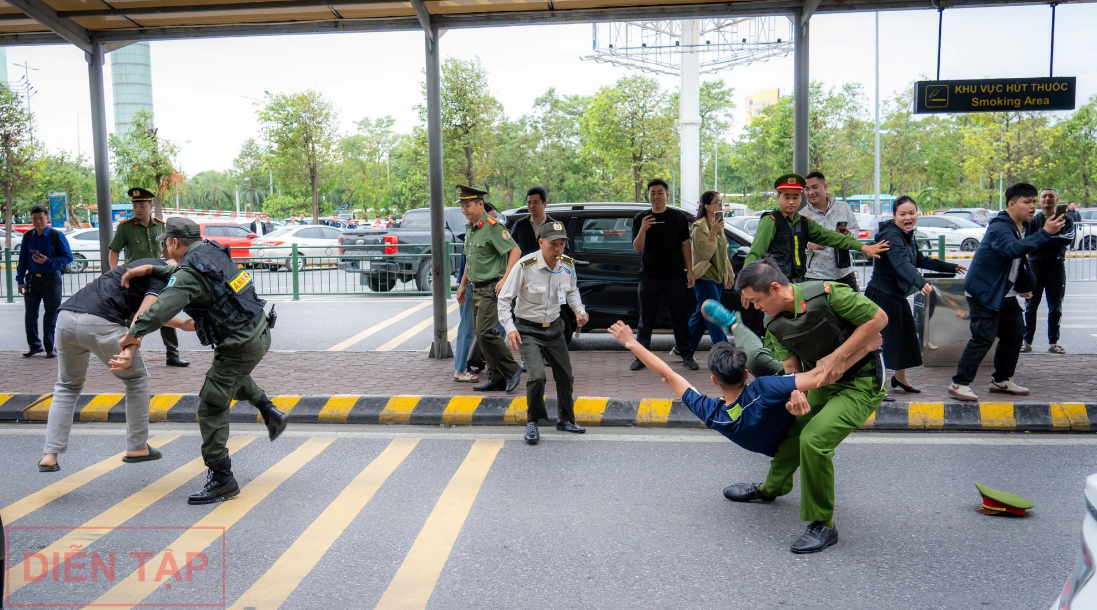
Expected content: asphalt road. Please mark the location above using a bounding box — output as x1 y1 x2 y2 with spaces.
3 281 1097 355
1 424 1089 609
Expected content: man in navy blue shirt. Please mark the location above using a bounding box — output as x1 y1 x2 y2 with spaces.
16 205 73 357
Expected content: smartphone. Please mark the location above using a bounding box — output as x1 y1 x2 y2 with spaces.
835 221 849 235
714 211 724 222
30 249 41 257
1055 203 1068 219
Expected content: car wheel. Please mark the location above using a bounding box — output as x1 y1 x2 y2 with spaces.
961 238 979 252
415 261 433 292
368 274 396 292
283 255 305 271
65 253 87 273
1082 236 1097 251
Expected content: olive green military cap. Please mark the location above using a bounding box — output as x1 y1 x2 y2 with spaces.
540 221 568 242
456 185 488 201
158 217 202 241
974 482 1034 516
128 187 155 201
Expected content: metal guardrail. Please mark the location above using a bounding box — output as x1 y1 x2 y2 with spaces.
2 242 466 302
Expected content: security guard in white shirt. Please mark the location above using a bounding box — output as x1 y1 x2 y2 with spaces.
498 221 589 444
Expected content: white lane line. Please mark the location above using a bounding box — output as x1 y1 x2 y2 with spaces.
376 302 460 351
326 300 433 351
4 426 1097 445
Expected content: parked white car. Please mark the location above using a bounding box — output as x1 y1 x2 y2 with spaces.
913 215 987 251
63 228 108 272
0 228 22 253
1050 473 1097 609
249 224 342 270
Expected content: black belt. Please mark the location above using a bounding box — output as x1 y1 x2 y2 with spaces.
472 277 502 289
516 316 557 328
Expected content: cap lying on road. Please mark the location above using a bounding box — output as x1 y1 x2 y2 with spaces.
974 482 1034 516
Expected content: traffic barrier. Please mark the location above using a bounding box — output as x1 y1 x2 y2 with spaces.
2 393 1094 432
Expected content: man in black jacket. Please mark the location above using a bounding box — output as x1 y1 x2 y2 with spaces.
1022 188 1074 354
510 187 556 256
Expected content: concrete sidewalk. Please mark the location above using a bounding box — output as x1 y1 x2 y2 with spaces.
2 349 1093 403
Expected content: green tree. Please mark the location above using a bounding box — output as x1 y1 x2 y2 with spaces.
108 109 183 218
0 85 36 249
258 90 339 223
35 152 96 226
181 170 235 210
1046 96 1097 202
231 138 271 211
422 57 503 190
335 116 398 210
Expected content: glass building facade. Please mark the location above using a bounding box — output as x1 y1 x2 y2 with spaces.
110 42 153 136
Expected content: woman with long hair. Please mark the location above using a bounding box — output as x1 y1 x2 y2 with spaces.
687 191 735 352
865 196 966 400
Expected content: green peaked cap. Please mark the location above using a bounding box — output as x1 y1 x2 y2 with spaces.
975 482 1034 509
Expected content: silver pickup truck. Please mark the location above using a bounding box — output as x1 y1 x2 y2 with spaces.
338 206 466 292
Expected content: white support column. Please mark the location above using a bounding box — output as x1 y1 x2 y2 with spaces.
423 20 451 359
793 16 809 178
679 19 701 211
87 42 113 270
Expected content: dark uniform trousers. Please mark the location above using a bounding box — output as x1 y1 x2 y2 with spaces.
24 272 62 352
636 275 692 357
517 318 575 423
471 281 520 382
198 320 271 463
1024 262 1066 345
953 297 1025 387
161 327 181 359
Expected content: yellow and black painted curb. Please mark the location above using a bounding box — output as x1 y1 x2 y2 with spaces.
1 393 1094 432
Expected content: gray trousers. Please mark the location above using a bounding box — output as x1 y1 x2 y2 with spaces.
44 310 151 454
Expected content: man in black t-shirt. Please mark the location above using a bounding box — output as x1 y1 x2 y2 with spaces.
38 258 194 473
629 178 697 371
1022 188 1075 354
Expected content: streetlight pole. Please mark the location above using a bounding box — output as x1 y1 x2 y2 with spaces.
873 11 882 216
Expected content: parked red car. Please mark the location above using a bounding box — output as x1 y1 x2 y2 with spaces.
196 220 256 260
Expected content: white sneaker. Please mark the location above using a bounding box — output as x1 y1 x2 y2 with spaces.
989 379 1030 395
669 346 680 357
948 383 978 402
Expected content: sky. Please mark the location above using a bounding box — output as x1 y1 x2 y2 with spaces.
6 2 1097 176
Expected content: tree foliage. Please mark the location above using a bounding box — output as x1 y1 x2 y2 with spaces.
258 90 339 223
108 109 183 218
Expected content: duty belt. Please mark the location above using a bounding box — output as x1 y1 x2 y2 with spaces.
472 277 502 289
516 316 556 328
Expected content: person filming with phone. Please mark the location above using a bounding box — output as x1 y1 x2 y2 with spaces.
687 190 736 353
1022 188 1074 355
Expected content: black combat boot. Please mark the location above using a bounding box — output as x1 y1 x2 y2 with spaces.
255 398 287 441
188 457 240 505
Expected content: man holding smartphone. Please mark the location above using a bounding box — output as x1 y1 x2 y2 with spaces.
1022 188 1074 355
16 205 73 358
801 171 863 290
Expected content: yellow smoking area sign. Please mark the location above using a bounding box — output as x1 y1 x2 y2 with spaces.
914 77 1076 114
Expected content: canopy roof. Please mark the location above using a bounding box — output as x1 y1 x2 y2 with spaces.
0 0 1083 49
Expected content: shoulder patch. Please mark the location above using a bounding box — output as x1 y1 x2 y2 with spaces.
500 230 511 241
119 218 133 225
485 216 498 226
152 217 165 224
560 255 575 266
166 276 176 287
521 257 537 268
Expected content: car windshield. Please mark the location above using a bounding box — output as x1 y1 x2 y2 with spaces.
946 216 983 228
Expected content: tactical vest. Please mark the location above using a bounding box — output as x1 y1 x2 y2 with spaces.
179 240 266 347
769 211 809 282
764 281 874 383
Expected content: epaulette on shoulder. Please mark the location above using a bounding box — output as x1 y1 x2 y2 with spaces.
119 217 134 225
485 216 498 226
152 217 165 224
560 255 575 266
521 256 537 269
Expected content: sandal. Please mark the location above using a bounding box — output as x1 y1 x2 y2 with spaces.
1020 343 1032 353
453 371 479 383
38 462 60 472
1049 344 1066 354
122 446 162 463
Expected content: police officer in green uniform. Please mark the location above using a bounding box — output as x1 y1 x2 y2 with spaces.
455 185 523 393
118 218 287 505
108 187 189 368
497 221 589 444
724 257 887 554
745 174 889 283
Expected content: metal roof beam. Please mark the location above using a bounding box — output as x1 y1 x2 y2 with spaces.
801 0 822 26
4 0 91 52
408 0 434 48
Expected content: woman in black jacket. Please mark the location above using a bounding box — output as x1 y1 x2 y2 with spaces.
865 196 967 398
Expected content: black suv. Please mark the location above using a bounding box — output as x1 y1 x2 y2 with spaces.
504 203 757 343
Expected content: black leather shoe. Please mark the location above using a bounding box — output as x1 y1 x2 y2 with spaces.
473 378 505 392
629 358 645 371
255 399 288 441
790 521 839 554
45 351 56 358
23 347 42 357
505 369 522 393
723 483 775 503
524 422 539 445
890 376 920 393
166 356 190 367
682 357 699 371
188 457 240 505
556 420 585 434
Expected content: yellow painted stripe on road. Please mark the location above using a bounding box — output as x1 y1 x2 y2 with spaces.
148 393 185 421
375 439 504 610
979 403 1016 429
318 394 360 423
380 396 421 424
3 436 256 596
377 302 460 351
228 438 419 610
87 437 336 608
1051 403 1090 430
326 300 433 351
255 395 302 423
908 403 945 429
504 397 527 425
442 396 481 426
635 399 672 426
78 393 125 421
22 394 53 420
0 435 179 524
574 397 609 426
